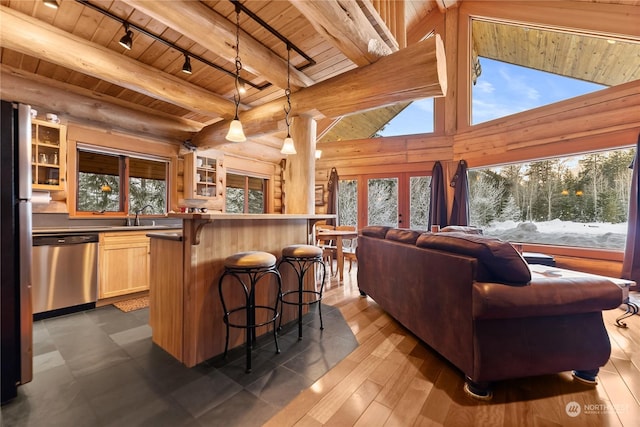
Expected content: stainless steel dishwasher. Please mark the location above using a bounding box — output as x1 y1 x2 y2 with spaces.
32 234 99 317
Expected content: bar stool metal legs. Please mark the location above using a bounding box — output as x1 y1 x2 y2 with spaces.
218 251 282 373
278 245 326 340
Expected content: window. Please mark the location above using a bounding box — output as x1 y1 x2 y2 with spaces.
76 147 167 214
468 147 635 250
470 19 628 125
226 173 266 213
376 99 434 136
337 173 431 229
338 179 358 227
409 176 431 229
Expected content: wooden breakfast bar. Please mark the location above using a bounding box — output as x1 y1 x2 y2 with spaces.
147 213 334 367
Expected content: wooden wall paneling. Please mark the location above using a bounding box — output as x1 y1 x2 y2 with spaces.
452 80 640 166
67 124 181 157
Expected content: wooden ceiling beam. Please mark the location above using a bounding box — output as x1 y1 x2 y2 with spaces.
121 0 314 90
0 5 234 118
290 0 396 67
193 35 447 147
0 65 198 143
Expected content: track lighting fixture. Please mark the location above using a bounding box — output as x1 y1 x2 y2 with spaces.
225 3 246 142
43 0 59 9
280 46 296 155
79 0 314 93
182 54 192 74
119 23 133 50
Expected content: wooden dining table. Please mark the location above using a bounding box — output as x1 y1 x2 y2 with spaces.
316 229 358 281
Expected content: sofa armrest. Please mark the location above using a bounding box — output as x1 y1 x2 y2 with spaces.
472 277 623 319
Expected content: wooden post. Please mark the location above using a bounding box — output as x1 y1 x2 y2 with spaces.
284 116 316 214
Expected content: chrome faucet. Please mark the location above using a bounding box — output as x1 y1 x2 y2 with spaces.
134 204 153 226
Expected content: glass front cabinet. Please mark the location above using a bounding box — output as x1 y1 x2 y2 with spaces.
184 151 226 203
31 119 66 190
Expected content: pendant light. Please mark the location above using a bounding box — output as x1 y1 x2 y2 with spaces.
225 4 246 142
280 45 296 155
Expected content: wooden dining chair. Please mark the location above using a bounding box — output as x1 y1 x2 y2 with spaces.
336 225 357 272
315 224 336 276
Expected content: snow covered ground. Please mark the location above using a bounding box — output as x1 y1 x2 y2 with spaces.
481 219 628 250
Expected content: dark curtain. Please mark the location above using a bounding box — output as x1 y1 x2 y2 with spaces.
449 160 469 226
327 167 339 226
622 135 639 285
428 161 447 229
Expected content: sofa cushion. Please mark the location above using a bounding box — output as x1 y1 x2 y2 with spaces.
440 225 483 235
361 225 391 239
386 228 423 245
416 232 531 285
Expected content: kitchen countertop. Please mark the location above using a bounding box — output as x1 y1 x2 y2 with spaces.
168 213 335 220
32 225 182 234
146 230 183 241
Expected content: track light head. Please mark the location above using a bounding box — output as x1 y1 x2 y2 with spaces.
43 0 59 9
182 54 192 74
119 24 133 50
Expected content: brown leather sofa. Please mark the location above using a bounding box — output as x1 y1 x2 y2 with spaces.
356 226 623 399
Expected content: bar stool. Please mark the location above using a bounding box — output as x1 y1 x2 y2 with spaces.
218 251 282 373
278 244 326 340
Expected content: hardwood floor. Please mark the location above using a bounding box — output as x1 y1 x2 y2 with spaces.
266 267 640 426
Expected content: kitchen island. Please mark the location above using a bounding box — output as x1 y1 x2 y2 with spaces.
148 213 334 367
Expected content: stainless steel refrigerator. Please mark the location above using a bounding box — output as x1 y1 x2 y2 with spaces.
1 101 33 403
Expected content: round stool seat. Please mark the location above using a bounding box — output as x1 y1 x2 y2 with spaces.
224 251 276 269
282 244 322 258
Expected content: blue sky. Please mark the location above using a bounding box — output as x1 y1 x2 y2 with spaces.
378 58 605 136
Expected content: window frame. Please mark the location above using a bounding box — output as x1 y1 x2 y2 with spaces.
225 171 268 214
467 146 635 260
338 171 432 229
72 142 170 218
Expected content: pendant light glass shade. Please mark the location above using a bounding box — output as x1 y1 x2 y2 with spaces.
315 150 322 159
280 135 296 155
226 119 246 142
43 0 59 9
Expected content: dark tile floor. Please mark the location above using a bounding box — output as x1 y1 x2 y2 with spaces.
0 303 358 427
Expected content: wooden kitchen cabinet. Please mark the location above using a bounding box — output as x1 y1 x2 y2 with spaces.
31 119 66 190
183 151 225 203
98 231 150 299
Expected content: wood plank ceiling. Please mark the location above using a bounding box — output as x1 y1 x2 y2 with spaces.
1 0 638 155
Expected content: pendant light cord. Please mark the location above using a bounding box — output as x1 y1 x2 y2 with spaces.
284 45 292 137
233 4 242 120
